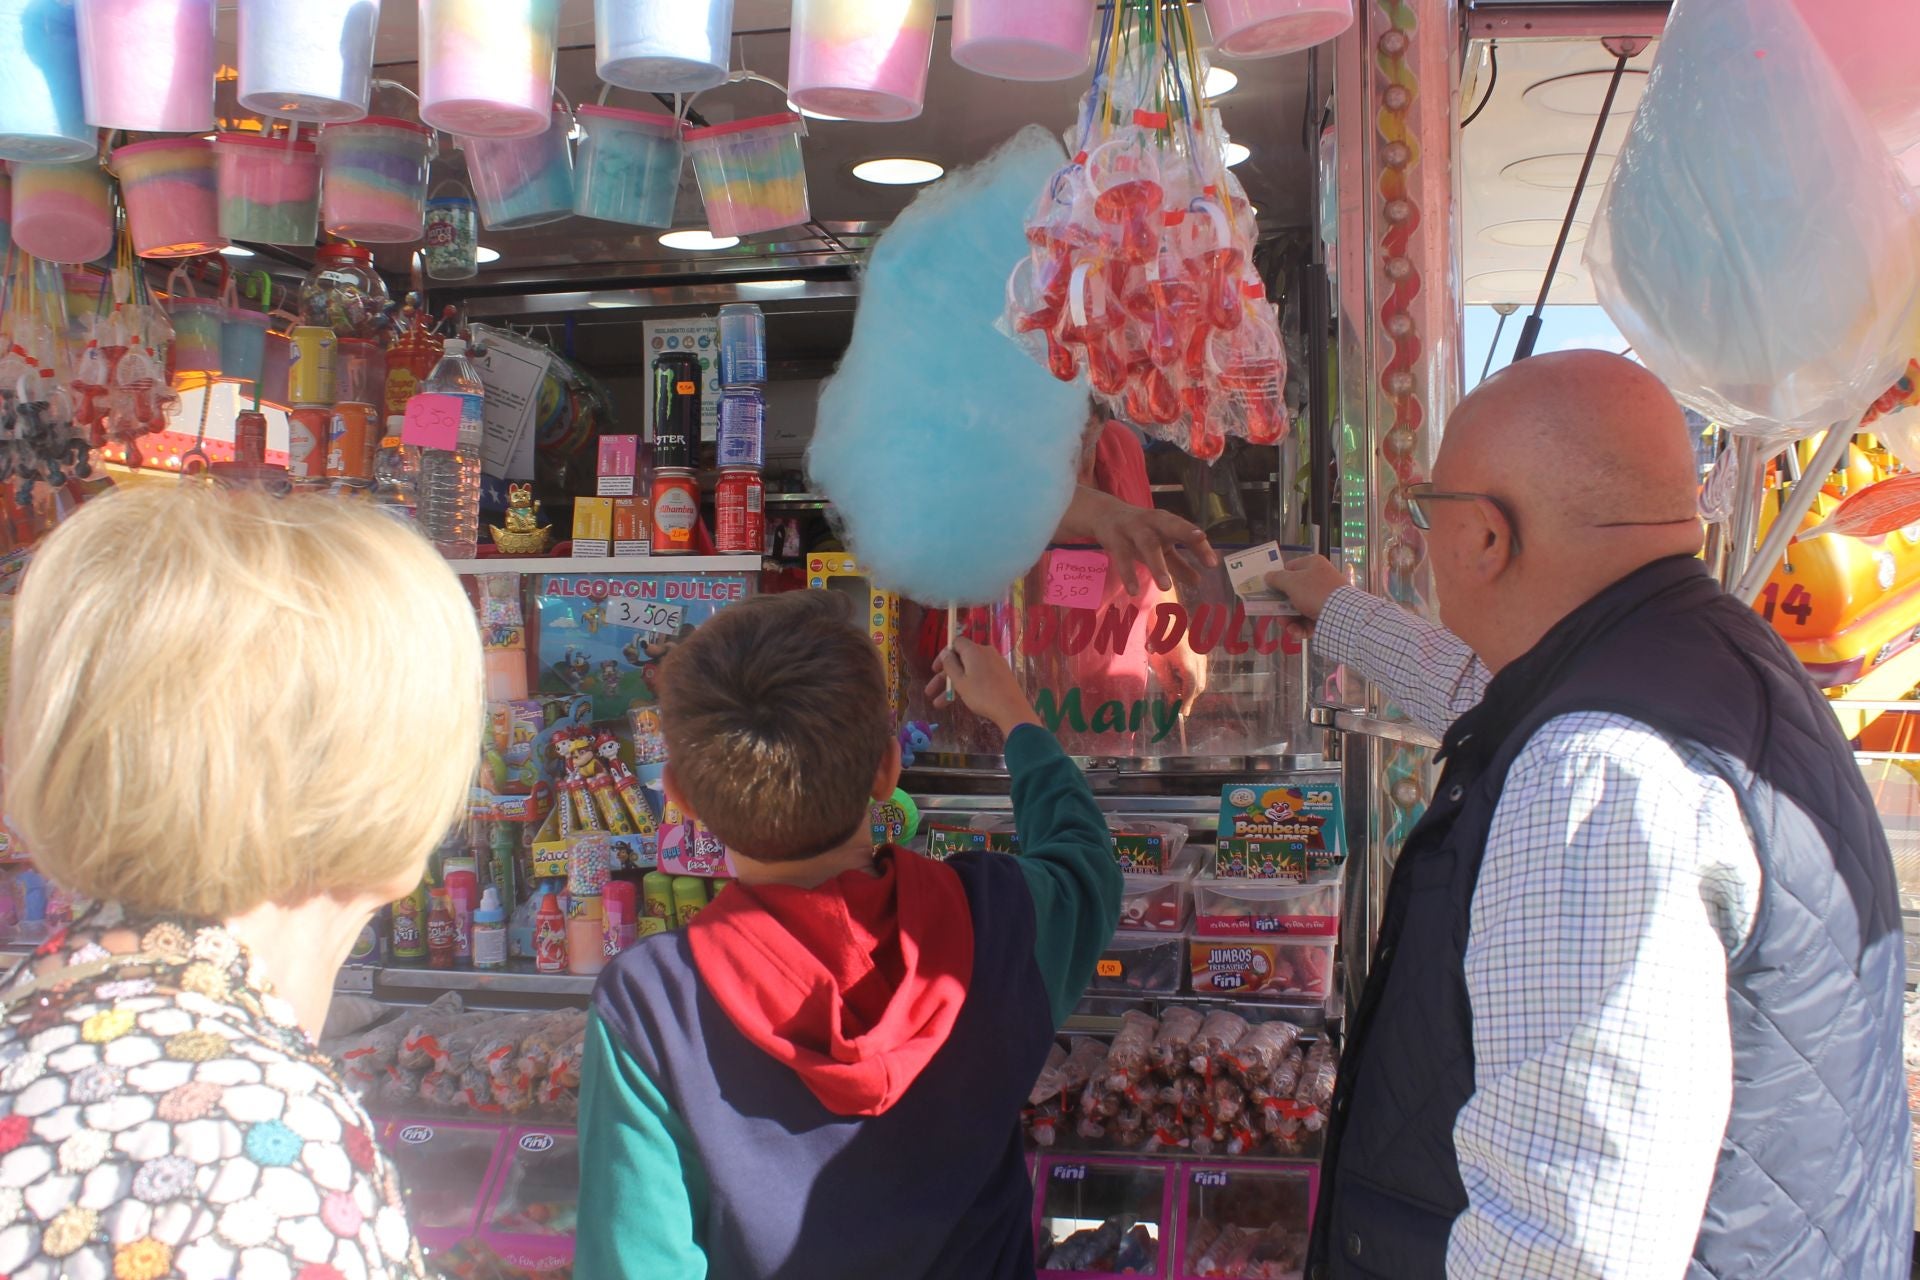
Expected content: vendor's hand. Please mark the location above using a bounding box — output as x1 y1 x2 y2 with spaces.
926 639 1042 737
1264 555 1347 628
1060 486 1218 595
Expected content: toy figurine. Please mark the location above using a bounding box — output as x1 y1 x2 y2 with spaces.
899 720 936 769
487 483 552 556
595 731 657 835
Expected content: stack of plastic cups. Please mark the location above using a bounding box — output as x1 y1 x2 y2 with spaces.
73 0 217 133
236 0 383 123
10 159 112 263
713 303 766 555
419 0 562 139
788 0 938 123
215 133 321 245
0 0 95 163
573 103 681 228
462 103 575 231
112 137 225 257
328 336 384 489
284 323 336 487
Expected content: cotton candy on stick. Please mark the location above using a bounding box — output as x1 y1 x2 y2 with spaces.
809 126 1089 606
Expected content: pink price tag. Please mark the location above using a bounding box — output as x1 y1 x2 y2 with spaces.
1044 549 1109 610
401 394 464 451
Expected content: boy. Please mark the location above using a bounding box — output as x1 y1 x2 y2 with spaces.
579 591 1122 1279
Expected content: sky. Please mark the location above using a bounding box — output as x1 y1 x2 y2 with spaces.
1462 304 1636 389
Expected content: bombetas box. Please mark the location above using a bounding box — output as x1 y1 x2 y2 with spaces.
1215 782 1345 882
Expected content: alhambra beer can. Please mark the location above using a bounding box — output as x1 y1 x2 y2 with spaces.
650 469 700 555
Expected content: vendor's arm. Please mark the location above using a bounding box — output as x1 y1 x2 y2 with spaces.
1267 555 1489 737
1057 484 1218 595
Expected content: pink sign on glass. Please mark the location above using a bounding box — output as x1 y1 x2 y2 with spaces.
1043 549 1109 610
401 394 464 450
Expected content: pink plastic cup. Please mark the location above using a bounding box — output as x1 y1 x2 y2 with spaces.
10 159 112 264
73 0 217 132
215 133 321 246
1201 0 1354 59
319 116 435 243
112 136 225 258
788 0 937 123
419 0 563 139
952 0 1096 81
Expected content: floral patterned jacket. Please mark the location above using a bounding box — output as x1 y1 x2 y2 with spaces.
0 905 430 1280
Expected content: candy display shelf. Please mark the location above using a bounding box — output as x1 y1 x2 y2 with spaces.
441 554 762 575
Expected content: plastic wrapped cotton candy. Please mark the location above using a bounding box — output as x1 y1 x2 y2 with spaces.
808 126 1088 606
1587 0 1920 446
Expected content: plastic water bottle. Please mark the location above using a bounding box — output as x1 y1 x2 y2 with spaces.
417 339 485 559
371 416 420 525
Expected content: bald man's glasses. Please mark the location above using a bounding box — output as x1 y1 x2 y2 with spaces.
1404 483 1522 552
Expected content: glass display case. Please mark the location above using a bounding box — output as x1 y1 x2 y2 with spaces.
479 1126 581 1277
379 1118 508 1253
1175 1164 1317 1280
1035 1157 1174 1277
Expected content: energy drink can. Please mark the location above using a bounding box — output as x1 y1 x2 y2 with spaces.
714 467 764 554
717 303 766 384
651 351 701 469
717 387 764 469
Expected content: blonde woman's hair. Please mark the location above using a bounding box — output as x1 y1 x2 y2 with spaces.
4 485 483 919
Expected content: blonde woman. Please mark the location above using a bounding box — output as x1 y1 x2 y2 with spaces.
0 486 482 1280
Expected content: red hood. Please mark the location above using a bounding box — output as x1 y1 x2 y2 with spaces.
686 847 974 1116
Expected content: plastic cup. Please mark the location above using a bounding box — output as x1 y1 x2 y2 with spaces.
112 136 225 258
573 104 681 229
952 0 1095 81
424 192 478 279
73 0 216 133
10 159 111 263
419 0 561 139
167 298 224 376
788 0 937 123
595 0 733 94
685 113 811 239
237 0 382 124
214 133 321 245
1201 0 1354 58
463 104 575 231
219 308 271 385
0 0 94 163
319 116 434 242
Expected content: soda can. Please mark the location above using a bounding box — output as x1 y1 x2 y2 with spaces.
287 406 331 485
326 402 378 485
714 467 764 555
651 468 700 555
717 303 766 384
651 352 700 470
671 876 709 928
286 326 337 406
717 387 764 469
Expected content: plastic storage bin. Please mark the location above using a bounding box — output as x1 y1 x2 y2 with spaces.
1192 878 1340 939
419 0 561 139
1200 0 1354 59
112 136 224 258
237 0 382 123
573 103 682 228
1118 869 1195 934
1175 1164 1317 1279
10 159 111 264
685 112 810 238
480 1127 579 1276
1035 1156 1173 1276
74 0 216 132
0 0 94 162
215 133 321 245
788 0 937 123
464 103 575 231
952 0 1097 82
379 1119 507 1254
1187 939 1334 1002
1089 929 1188 996
319 116 434 242
596 0 733 93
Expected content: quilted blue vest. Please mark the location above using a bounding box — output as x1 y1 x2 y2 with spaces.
1308 556 1911 1279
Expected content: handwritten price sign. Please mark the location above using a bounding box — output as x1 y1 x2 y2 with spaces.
606 598 686 636
1043 549 1109 610
401 394 465 451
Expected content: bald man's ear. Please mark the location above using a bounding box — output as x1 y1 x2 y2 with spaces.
1467 496 1520 581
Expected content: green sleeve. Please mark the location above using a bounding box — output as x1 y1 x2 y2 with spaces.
1006 723 1123 1025
576 1012 710 1280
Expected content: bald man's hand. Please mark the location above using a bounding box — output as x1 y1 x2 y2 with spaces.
1265 555 1347 627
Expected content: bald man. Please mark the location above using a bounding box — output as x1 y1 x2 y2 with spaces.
1270 351 1908 1280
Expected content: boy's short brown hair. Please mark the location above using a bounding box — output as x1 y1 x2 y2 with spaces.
659 591 892 861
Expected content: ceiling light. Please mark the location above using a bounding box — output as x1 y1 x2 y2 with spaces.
1222 141 1250 167
475 245 502 264
1204 66 1238 97
659 229 741 252
852 157 944 186
219 245 256 258
737 279 809 292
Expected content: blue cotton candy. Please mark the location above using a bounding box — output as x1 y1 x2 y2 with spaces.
808 126 1088 606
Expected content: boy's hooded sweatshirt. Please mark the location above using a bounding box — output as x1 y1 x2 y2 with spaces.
578 725 1122 1279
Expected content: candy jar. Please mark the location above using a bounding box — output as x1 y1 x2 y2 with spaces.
299 244 390 340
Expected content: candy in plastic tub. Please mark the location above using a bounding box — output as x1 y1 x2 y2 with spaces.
219 309 271 386
236 0 381 124
464 104 576 231
319 116 434 243
685 113 811 239
595 0 733 94
10 159 111 264
73 0 216 132
214 133 321 245
788 0 937 123
165 298 224 376
952 0 1096 81
0 0 94 163
419 0 561 139
574 104 682 229
1201 0 1354 59
112 136 225 258
424 188 479 279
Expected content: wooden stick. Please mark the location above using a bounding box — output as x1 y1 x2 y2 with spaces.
946 605 959 703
